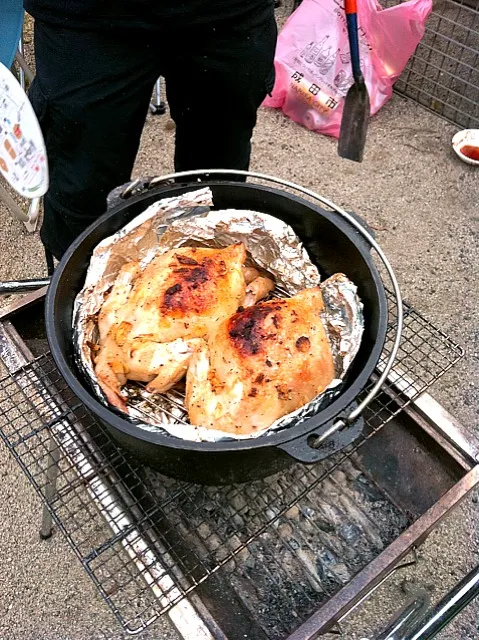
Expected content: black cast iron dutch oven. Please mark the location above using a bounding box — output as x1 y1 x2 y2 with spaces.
45 173 390 485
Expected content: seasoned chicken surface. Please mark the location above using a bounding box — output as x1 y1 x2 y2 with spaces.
94 243 274 410
185 287 336 435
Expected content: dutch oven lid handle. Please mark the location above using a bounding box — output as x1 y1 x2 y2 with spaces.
110 169 403 432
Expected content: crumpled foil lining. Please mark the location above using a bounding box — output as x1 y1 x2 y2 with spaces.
73 187 364 442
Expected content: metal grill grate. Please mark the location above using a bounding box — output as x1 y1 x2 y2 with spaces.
385 0 479 129
0 292 464 635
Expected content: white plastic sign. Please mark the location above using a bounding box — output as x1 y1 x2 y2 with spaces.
0 62 48 198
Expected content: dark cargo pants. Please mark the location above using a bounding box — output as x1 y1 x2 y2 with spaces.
29 13 276 258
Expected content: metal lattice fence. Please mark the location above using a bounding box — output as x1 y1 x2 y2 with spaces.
385 0 479 129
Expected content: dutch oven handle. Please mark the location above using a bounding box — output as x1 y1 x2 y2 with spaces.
107 175 174 209
108 169 404 440
277 403 364 464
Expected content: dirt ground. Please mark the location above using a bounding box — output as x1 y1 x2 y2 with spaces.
0 91 477 640
0 7 478 639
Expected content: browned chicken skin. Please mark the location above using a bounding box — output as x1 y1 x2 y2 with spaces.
185 287 335 434
94 243 274 410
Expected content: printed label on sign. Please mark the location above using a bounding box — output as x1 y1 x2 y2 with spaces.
290 71 341 114
0 62 48 199
290 36 353 99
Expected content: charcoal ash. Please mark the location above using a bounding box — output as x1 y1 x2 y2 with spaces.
140 458 409 638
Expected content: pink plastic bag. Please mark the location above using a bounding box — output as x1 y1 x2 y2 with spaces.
263 0 432 137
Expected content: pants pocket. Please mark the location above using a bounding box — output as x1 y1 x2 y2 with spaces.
28 77 49 134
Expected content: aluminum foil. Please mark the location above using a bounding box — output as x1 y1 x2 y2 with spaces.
156 208 320 293
73 187 364 442
321 273 365 377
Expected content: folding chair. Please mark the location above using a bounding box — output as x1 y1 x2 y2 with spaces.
0 0 41 231
0 1 53 292
0 9 164 295
0 0 23 69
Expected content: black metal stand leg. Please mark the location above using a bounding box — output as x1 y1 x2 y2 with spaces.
39 431 60 540
149 79 167 115
0 246 53 296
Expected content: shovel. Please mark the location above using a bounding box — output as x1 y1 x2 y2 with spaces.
338 0 370 162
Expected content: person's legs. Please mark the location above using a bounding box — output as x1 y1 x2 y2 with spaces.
29 22 160 259
164 8 277 174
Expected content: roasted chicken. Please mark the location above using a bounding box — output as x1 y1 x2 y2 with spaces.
185 287 336 435
94 243 274 410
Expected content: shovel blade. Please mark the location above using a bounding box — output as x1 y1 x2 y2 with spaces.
338 79 370 163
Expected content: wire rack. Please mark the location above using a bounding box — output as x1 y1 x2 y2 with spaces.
384 0 479 129
0 292 464 635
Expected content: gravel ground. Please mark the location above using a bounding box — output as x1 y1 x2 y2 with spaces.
0 44 478 640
